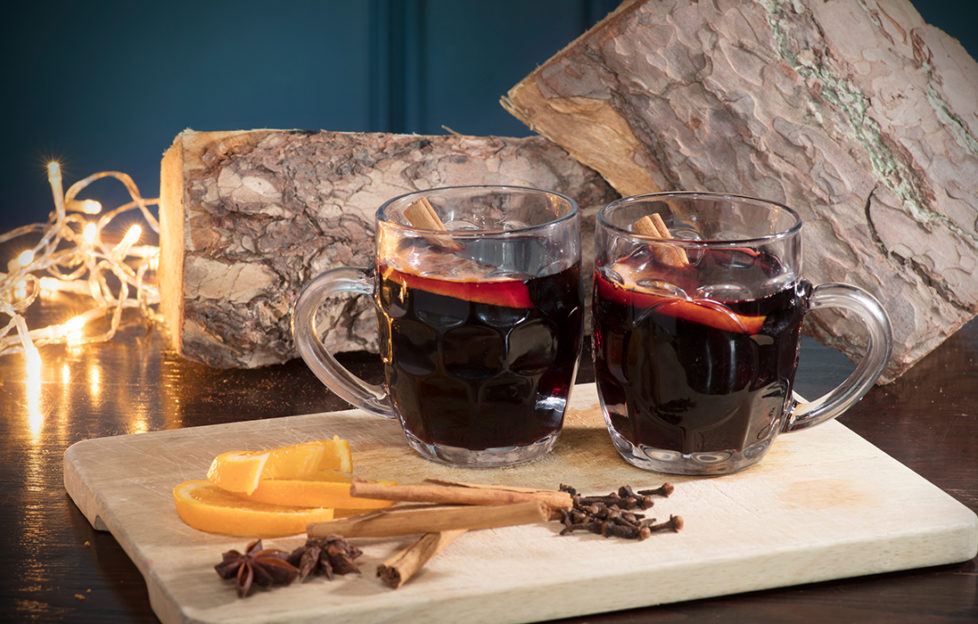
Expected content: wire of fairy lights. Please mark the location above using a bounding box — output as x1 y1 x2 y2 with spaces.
0 162 162 374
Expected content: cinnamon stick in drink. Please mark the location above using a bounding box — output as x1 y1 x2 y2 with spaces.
306 500 548 538
377 529 467 588
404 196 463 251
633 213 689 265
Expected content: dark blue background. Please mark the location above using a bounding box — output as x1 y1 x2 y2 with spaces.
1 0 974 232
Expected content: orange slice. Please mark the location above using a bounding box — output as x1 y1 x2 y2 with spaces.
206 437 353 495
381 264 532 309
172 480 335 537
647 296 765 334
239 471 397 512
596 271 765 334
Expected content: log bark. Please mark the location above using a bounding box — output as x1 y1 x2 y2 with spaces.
502 0 978 383
160 129 617 368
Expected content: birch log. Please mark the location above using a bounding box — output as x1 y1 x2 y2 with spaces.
159 129 616 368
502 0 978 382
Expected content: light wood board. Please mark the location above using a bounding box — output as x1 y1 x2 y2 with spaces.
63 383 977 623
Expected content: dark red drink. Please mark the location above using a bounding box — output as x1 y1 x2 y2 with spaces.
377 262 583 453
592 247 810 457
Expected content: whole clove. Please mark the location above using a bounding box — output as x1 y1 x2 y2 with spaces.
646 515 684 533
637 483 675 498
557 483 680 541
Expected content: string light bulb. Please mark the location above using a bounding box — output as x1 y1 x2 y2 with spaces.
62 315 86 343
114 224 142 258
74 199 102 215
15 249 35 268
0 161 161 371
83 222 96 245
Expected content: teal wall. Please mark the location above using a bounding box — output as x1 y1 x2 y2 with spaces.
0 0 974 230
0 0 619 229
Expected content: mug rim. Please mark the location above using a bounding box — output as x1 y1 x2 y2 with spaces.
377 184 579 237
598 191 803 245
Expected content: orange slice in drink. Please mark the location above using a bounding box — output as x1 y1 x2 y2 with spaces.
206 437 353 495
172 480 335 537
239 470 397 513
381 264 533 309
602 262 765 334
648 296 765 334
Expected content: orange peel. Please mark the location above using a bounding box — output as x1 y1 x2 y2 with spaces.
172 480 335 538
239 472 397 512
206 437 353 495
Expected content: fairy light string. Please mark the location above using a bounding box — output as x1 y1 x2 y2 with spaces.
0 162 162 370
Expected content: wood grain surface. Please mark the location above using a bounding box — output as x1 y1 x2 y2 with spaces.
503 0 978 383
62 384 975 623
160 129 617 369
0 281 975 622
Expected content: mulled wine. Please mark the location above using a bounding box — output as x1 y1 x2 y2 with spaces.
592 246 811 458
377 262 583 454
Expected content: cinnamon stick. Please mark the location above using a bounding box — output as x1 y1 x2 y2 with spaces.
376 529 467 588
403 196 444 229
404 196 463 251
632 213 666 238
350 479 573 514
306 500 548 538
633 213 689 265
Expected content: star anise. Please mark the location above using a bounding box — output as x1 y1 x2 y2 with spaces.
214 539 299 598
287 535 363 580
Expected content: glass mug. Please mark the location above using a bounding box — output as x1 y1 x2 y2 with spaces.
292 185 584 467
592 192 892 475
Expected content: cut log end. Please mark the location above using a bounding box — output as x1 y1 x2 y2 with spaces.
160 129 617 368
503 0 978 382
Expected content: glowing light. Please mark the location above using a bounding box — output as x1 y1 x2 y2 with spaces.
70 199 102 214
47 161 65 217
24 341 41 378
87 361 101 398
25 342 44 441
39 277 90 296
16 249 35 268
63 316 86 344
9 249 36 274
0 165 161 360
120 224 142 248
13 279 29 301
39 277 57 295
130 416 149 435
112 224 142 261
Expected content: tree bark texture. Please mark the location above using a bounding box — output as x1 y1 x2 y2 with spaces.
159 129 617 368
502 0 978 383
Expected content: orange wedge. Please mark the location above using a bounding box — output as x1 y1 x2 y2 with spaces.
173 480 335 537
206 437 353 495
238 470 397 512
381 264 533 309
596 271 765 334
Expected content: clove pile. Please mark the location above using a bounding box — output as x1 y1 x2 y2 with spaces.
556 483 682 541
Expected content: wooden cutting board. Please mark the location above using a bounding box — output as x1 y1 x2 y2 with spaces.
63 383 977 623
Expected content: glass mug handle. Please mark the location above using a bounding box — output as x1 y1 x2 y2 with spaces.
291 267 396 419
786 283 893 431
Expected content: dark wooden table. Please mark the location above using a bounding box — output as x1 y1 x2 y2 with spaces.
1 295 975 622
